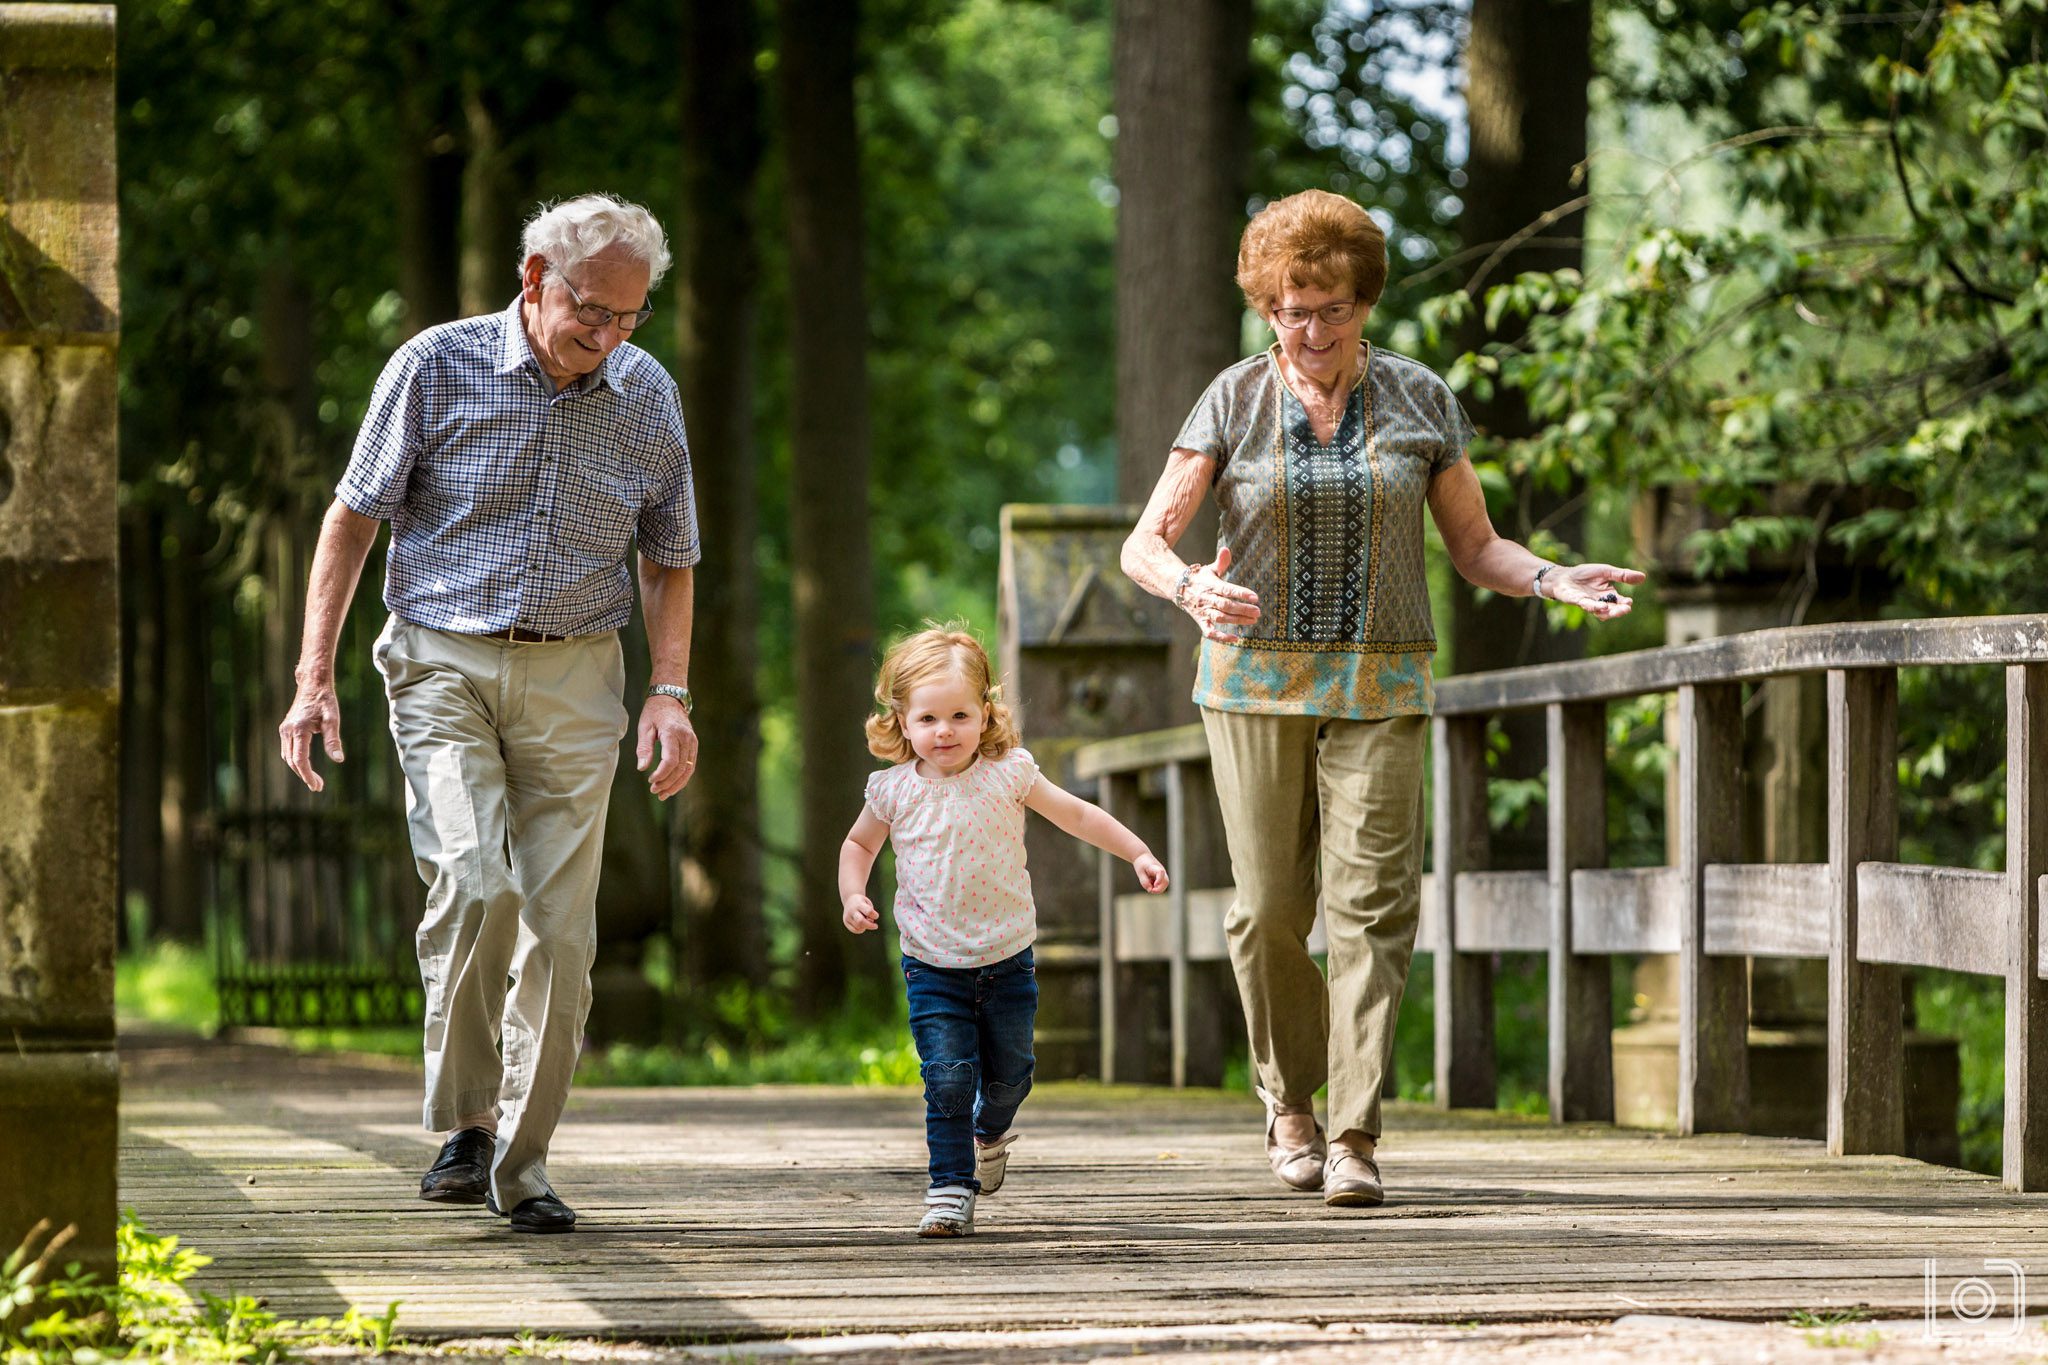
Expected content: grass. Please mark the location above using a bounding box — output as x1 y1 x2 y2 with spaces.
114 941 215 1034
1788 1306 1879 1350
578 1028 922 1087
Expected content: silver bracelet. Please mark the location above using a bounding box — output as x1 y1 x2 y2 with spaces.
1173 562 1199 609
1533 563 1556 600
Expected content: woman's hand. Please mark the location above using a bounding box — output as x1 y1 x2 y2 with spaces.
1178 547 1262 642
1547 563 1647 621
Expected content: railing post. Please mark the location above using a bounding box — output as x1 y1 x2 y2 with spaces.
1678 682 1748 1133
1433 714 1494 1108
1827 668 1903 1155
1547 701 1612 1122
2006 663 2048 1189
1164 759 1188 1089
1098 772 1121 1083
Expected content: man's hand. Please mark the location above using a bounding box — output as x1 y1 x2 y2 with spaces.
279 681 345 793
843 893 880 934
636 694 699 799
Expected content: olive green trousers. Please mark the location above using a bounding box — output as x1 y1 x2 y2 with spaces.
1201 708 1428 1143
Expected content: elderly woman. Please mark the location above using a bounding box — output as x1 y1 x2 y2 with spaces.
1121 189 1642 1207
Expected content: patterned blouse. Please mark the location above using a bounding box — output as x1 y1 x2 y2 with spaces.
1171 344 1474 719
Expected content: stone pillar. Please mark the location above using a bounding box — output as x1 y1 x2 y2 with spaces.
998 505 1185 1079
0 4 121 1284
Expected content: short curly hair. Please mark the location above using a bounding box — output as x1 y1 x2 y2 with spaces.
1235 189 1389 317
864 624 1021 766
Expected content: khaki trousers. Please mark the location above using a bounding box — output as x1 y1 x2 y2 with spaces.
375 616 627 1206
1202 707 1427 1143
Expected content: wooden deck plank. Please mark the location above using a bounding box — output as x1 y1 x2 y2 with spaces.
117 1037 2048 1342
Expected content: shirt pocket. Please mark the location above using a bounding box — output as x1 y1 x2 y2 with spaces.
553 454 644 560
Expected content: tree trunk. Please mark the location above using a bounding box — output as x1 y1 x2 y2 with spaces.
158 548 209 948
1449 0 1593 867
676 0 768 997
1113 0 1252 707
591 615 674 1045
778 0 883 1016
396 23 464 334
459 84 532 317
258 263 320 960
119 506 168 944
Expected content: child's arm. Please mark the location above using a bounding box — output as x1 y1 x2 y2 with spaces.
839 807 891 933
1022 775 1170 893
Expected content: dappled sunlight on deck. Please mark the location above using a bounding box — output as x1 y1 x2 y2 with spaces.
119 1036 2048 1345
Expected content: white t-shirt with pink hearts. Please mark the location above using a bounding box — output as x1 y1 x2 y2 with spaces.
863 747 1041 968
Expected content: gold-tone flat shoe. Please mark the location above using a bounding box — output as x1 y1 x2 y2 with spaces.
1323 1145 1384 1207
1258 1085 1326 1192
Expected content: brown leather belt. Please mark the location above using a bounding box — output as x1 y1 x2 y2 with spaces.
481 626 572 643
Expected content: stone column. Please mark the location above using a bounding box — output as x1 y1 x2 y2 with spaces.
0 4 120 1284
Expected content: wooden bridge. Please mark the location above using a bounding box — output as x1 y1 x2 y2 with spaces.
120 1034 2048 1351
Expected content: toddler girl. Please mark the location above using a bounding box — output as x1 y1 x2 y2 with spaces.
839 626 1168 1237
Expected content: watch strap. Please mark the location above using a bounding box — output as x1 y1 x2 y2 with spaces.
647 682 693 713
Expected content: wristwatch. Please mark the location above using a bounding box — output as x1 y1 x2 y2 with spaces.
647 683 693 714
1533 564 1557 600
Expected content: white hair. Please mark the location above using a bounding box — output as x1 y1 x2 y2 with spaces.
520 193 672 290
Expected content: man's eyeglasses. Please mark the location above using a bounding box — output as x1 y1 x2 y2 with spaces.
558 274 654 332
1270 300 1360 330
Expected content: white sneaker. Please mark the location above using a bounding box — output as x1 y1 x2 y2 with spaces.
918 1184 976 1237
975 1132 1019 1195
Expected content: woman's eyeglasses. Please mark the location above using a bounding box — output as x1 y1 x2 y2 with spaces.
1270 300 1359 330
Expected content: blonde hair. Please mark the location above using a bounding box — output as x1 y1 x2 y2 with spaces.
1235 189 1389 316
865 625 1021 765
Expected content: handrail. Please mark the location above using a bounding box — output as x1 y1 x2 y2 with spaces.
1435 613 2048 713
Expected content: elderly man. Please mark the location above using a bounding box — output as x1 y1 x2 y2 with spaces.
279 194 699 1234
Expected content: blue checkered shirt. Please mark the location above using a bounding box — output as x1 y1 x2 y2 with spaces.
337 299 700 637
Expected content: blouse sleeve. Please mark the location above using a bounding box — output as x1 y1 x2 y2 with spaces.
1004 748 1043 803
1432 381 1478 477
863 768 897 825
1170 371 1236 470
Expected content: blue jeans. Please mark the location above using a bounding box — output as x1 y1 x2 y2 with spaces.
902 947 1037 1190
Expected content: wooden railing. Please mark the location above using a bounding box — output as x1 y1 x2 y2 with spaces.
1070 613 2048 1191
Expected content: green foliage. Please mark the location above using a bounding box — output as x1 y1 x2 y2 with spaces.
579 982 921 1087
113 943 216 1034
580 1031 923 1088
1451 2 2048 618
1916 968 2006 1175
4 1216 403 1364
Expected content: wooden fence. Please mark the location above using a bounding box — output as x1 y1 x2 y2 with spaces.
1071 613 2048 1191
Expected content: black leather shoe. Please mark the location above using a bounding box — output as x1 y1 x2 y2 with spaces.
418 1127 494 1205
486 1190 576 1234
